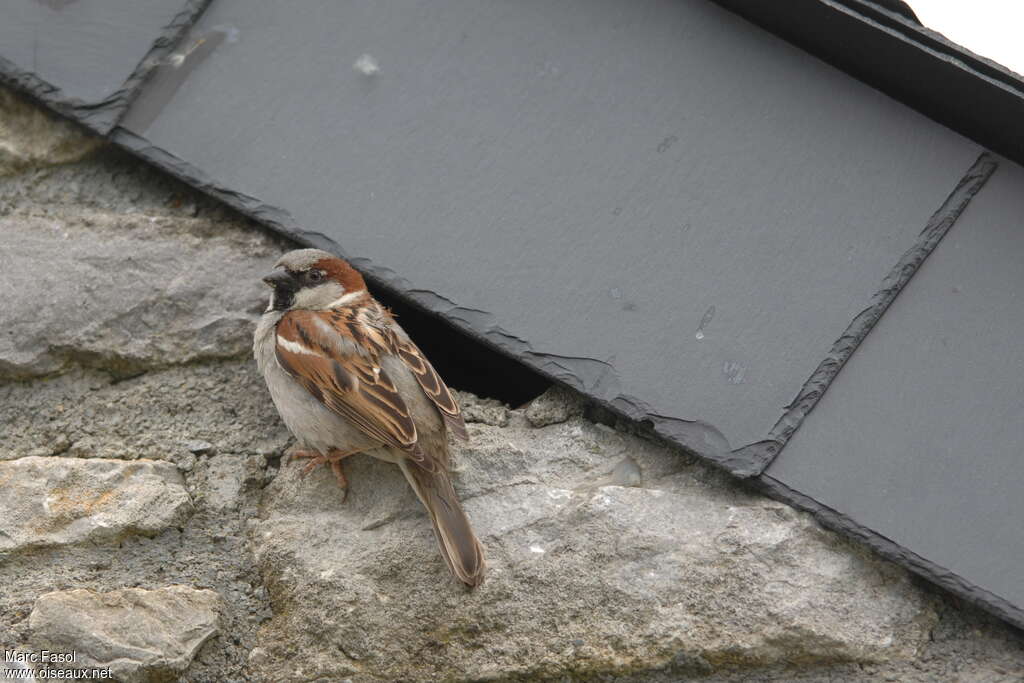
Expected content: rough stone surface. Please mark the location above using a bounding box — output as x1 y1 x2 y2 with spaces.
251 418 937 681
192 454 266 512
0 204 279 380
0 90 102 177
2 86 1023 682
0 363 291 463
525 384 586 427
454 389 512 427
30 586 221 682
0 457 193 553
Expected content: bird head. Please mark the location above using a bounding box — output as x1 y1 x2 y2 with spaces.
262 248 367 311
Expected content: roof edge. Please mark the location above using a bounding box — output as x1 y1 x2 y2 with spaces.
712 0 1024 168
754 474 1024 632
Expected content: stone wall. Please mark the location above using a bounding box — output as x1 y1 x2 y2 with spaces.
1 89 1022 682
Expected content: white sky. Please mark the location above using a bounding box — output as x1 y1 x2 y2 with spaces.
909 1 1024 75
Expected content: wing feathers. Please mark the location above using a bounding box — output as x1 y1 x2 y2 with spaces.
392 336 468 441
274 306 468 456
275 312 418 451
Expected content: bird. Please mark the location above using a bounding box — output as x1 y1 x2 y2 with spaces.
253 248 485 587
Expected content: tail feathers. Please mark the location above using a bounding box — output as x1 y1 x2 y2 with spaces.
400 460 485 587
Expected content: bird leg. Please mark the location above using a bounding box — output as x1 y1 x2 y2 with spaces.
290 447 361 500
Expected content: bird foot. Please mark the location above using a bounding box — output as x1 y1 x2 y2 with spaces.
290 448 359 500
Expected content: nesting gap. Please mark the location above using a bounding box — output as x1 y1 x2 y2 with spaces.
368 285 551 408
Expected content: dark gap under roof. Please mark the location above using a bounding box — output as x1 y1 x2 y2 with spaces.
369 280 552 408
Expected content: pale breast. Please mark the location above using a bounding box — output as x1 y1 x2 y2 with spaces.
255 312 379 454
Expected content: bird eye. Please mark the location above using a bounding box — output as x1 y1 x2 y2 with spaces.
308 270 324 283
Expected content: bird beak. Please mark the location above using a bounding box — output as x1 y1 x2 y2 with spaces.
262 271 294 289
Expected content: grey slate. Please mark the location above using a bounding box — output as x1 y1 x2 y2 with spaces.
765 157 1024 617
0 0 207 132
742 153 998 474
119 0 980 470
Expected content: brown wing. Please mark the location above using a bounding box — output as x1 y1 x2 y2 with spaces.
390 334 468 441
274 310 423 457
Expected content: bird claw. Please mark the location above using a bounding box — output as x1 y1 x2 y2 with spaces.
291 448 355 500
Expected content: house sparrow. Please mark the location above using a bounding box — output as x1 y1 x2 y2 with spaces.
253 248 484 587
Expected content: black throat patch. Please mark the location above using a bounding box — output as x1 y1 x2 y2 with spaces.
271 287 295 311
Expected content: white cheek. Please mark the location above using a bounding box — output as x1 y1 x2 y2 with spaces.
290 282 346 309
